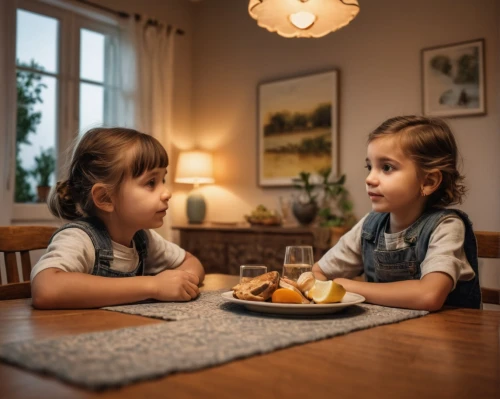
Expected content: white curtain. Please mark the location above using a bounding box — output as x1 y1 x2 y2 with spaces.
116 17 176 240
0 0 17 226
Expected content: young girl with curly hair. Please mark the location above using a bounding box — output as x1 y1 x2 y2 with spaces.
313 116 480 310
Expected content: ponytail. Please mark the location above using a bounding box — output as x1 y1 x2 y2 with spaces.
47 180 82 220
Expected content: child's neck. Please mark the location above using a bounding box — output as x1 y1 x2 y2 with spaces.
97 212 135 247
107 228 135 248
389 207 425 233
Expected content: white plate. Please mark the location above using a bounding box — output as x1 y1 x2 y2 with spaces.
221 291 365 315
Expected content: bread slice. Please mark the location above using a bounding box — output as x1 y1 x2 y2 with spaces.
231 271 279 301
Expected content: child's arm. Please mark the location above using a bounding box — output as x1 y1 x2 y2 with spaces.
312 216 367 282
145 230 204 283
334 272 453 311
31 267 200 309
339 216 472 311
312 263 328 280
30 228 203 309
314 260 453 311
319 216 470 311
175 251 205 283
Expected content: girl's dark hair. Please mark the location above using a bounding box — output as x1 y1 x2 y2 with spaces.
48 127 168 220
368 115 466 208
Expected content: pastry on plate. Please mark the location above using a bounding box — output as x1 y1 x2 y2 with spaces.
231 271 279 301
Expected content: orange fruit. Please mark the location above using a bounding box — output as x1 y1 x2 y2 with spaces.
272 288 303 304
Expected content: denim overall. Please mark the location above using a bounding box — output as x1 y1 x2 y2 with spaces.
361 209 481 309
51 217 148 277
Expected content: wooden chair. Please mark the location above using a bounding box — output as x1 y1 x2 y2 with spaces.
0 225 57 300
475 231 500 305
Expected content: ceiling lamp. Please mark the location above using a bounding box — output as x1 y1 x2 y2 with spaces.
248 0 360 38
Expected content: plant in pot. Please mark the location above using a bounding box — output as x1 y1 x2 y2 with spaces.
291 171 319 225
317 167 356 245
30 147 55 203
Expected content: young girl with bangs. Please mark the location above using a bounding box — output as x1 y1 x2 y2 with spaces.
31 128 205 309
313 115 481 311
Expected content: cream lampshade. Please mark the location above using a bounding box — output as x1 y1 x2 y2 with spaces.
175 151 214 224
248 0 360 38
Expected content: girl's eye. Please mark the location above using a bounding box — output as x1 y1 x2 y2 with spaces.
382 164 394 172
147 179 156 188
162 178 166 184
364 164 372 171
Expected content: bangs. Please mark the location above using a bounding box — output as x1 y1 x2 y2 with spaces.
369 126 425 158
129 135 169 178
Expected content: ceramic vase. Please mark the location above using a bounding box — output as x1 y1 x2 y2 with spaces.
292 201 318 225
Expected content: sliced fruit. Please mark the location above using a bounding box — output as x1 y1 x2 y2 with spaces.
308 280 346 304
279 279 310 303
297 272 315 292
272 288 304 304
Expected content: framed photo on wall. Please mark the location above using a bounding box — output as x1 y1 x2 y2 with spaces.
257 70 339 187
421 39 485 117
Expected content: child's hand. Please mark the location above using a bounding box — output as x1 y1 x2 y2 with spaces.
152 269 200 302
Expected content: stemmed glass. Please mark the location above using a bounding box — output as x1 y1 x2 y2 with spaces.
282 245 314 282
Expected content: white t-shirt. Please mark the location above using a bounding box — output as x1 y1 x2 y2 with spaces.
31 228 186 280
318 213 475 289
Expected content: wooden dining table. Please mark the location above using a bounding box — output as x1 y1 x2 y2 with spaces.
0 273 499 399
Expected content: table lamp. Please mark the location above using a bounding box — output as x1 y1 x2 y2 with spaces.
175 150 214 224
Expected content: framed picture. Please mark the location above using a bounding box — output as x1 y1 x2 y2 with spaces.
422 39 485 117
257 70 339 187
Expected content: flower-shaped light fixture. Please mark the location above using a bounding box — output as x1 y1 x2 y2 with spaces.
248 0 360 38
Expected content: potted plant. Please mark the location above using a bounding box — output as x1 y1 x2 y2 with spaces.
30 147 55 203
317 167 356 245
291 171 319 225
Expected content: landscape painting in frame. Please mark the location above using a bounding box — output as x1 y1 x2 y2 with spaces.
258 70 338 187
422 39 485 117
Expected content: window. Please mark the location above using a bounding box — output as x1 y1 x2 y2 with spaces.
79 28 105 132
14 0 119 212
16 9 58 203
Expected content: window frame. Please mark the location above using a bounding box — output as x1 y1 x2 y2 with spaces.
12 0 120 222
75 16 121 131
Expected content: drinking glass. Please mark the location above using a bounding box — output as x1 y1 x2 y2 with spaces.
282 245 314 282
240 265 267 283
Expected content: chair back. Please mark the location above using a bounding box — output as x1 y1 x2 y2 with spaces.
0 225 57 300
475 231 500 305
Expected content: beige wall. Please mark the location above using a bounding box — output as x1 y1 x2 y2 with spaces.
95 0 500 233
95 1 499 290
184 0 499 233
184 0 500 292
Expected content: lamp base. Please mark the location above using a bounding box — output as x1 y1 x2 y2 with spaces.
186 192 206 224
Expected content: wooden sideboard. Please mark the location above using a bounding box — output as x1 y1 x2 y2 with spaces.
172 224 333 275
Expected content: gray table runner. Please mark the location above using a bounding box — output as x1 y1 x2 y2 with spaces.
0 291 428 390
101 289 232 321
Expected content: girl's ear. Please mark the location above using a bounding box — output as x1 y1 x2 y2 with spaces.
91 184 114 213
421 169 442 197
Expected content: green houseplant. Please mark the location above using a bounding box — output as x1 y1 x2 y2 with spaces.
30 147 55 202
317 168 355 227
317 167 356 245
16 60 47 202
291 169 356 231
